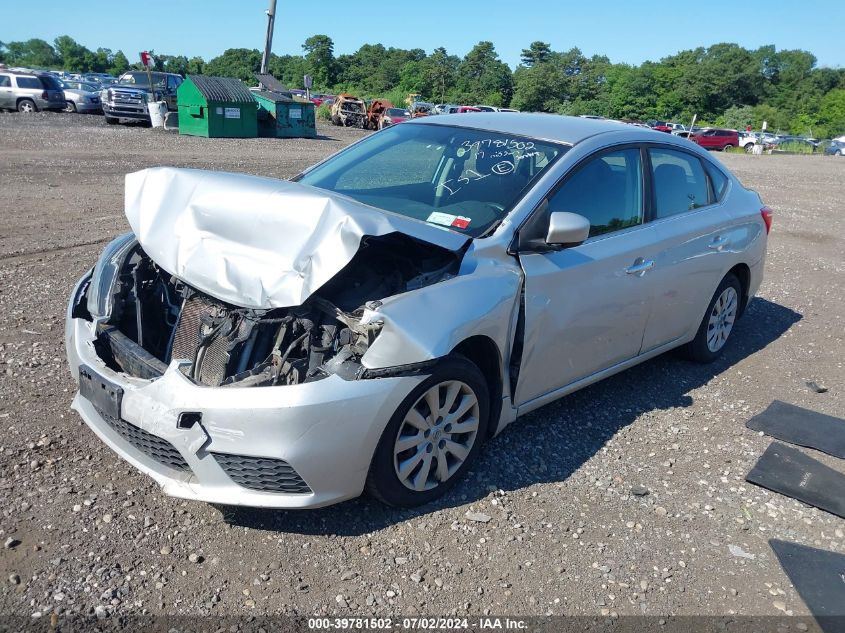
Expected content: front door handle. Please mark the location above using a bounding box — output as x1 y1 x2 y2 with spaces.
708 236 729 251
626 259 655 276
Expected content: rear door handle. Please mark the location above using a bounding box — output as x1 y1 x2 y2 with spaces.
626 259 655 276
708 236 729 251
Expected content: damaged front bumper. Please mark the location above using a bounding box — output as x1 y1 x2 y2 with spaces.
66 273 424 508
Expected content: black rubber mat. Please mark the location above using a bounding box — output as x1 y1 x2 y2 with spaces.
746 401 845 459
770 539 845 632
746 442 845 519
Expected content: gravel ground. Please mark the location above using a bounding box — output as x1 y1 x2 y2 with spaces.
0 112 843 623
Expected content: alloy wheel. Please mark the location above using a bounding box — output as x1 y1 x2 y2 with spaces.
393 380 480 492
706 286 738 352
19 101 34 113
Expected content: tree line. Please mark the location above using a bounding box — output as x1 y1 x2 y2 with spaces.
2 34 844 137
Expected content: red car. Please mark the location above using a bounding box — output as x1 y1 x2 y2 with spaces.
690 128 739 151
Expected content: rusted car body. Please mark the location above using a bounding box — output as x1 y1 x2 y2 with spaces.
365 99 393 130
330 93 366 128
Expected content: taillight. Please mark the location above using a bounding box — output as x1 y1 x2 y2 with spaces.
41 91 48 99
760 206 773 234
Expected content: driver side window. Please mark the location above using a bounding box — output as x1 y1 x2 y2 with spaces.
548 148 643 237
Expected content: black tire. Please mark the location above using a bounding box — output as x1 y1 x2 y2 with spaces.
744 143 754 153
722 144 735 152
17 99 36 113
835 150 842 157
683 273 742 363
64 101 77 113
105 116 119 125
366 355 490 507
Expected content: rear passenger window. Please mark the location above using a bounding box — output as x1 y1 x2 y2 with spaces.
649 148 710 218
0 75 10 87
548 148 643 237
15 76 42 89
704 162 728 201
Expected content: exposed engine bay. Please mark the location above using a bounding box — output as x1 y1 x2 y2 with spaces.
94 233 461 387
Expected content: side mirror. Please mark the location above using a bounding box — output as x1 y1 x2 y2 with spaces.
546 211 591 247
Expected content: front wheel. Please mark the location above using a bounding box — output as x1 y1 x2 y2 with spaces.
64 101 77 113
835 150 842 157
744 143 754 153
105 116 119 125
366 355 490 507
684 273 742 363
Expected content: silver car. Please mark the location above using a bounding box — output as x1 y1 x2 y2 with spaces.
0 70 66 112
66 114 770 509
59 80 102 113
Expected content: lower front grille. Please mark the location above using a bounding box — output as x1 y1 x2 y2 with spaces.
97 407 191 472
211 453 311 494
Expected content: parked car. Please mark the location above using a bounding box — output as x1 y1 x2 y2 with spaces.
433 103 457 115
101 71 183 125
690 128 739 151
652 122 686 133
456 106 482 113
59 80 102 113
738 132 759 152
472 105 499 112
67 114 770 509
379 106 410 128
823 140 845 156
0 69 66 112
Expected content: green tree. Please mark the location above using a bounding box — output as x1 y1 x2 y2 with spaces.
302 34 336 89
109 50 130 76
454 41 512 105
520 41 551 67
4 38 60 68
205 48 262 83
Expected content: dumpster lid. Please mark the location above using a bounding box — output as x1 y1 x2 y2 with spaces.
187 75 254 103
254 73 290 93
253 90 296 103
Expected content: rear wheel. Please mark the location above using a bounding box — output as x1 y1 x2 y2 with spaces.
722 144 735 152
366 355 489 507
744 143 754 153
835 149 842 157
684 273 742 363
17 99 36 113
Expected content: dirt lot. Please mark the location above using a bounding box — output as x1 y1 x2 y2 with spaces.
0 112 843 623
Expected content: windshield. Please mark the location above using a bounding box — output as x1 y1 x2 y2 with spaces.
298 123 565 238
119 72 166 88
387 108 409 117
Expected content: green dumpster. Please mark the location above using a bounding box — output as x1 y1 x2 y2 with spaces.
253 91 316 138
177 75 257 138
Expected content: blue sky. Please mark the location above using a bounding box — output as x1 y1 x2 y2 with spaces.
3 0 843 69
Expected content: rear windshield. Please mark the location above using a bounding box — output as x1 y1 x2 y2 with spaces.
39 75 62 91
387 108 409 116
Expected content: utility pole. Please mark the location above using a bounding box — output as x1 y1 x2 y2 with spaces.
260 0 277 76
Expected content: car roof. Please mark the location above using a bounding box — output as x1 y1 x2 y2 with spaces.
406 111 670 145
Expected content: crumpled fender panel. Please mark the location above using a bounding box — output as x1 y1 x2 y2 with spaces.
125 167 468 310
361 257 522 370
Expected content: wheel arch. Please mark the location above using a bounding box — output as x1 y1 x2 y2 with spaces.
451 335 504 438
727 263 751 316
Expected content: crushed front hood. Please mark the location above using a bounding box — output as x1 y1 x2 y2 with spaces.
125 167 468 309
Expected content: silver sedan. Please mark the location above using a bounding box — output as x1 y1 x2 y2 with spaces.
66 114 770 508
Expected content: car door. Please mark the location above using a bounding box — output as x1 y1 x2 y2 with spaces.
515 146 662 406
0 74 12 109
639 146 736 352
